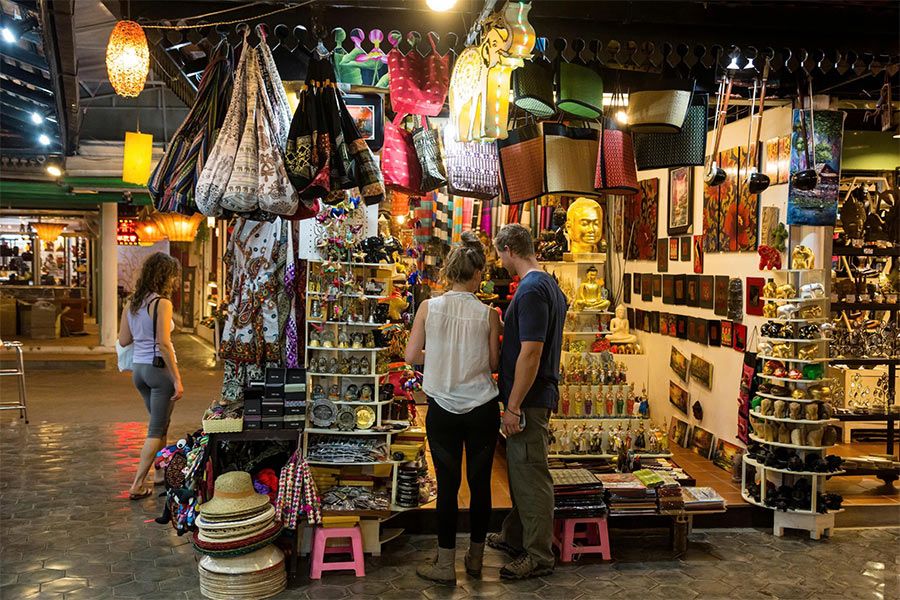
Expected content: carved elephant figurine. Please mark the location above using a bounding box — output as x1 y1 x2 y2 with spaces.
808 385 832 400
798 345 819 360
806 427 825 446
775 283 796 299
789 402 803 419
777 423 791 444
761 398 774 416
800 283 825 299
792 389 806 400
791 245 815 270
774 400 786 418
758 342 773 355
771 343 792 358
777 303 799 319
762 281 778 298
763 302 778 318
799 304 823 318
805 403 820 421
791 426 805 446
758 245 782 270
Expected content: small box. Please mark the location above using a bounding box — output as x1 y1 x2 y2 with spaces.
284 401 306 416
244 386 264 401
264 385 285 400
265 368 286 385
262 417 283 430
283 418 303 430
262 401 284 417
284 382 306 394
286 368 306 385
244 398 262 416
244 416 262 430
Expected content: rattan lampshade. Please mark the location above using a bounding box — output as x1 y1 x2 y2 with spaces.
154 213 204 243
106 21 149 98
30 222 66 242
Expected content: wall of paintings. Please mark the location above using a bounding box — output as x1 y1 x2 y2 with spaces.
625 105 824 448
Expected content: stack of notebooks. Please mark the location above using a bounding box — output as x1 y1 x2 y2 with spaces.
657 486 685 512
597 473 657 516
681 486 726 511
550 469 607 518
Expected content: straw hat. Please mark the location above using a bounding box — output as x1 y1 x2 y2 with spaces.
198 471 271 517
197 505 276 531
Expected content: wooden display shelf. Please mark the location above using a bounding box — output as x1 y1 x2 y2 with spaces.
749 410 837 426
755 392 819 403
759 268 826 274
830 301 899 311
757 374 833 384
759 336 829 343
832 246 900 257
748 433 835 451
308 347 387 352
760 296 827 303
758 355 829 364
740 491 843 516
743 456 844 477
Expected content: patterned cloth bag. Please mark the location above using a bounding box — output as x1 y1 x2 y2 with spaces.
255 48 299 216
412 117 447 193
497 122 545 205
387 36 450 117
443 123 499 200
196 41 252 216
594 117 639 195
221 49 261 213
383 113 423 195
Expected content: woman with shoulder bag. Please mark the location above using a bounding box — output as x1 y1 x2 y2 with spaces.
404 231 501 585
117 252 184 500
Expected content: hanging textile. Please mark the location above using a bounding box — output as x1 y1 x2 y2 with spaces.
283 224 299 369
275 450 322 528
149 42 233 214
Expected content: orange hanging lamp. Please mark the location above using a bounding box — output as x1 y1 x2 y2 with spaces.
153 213 204 243
30 222 66 242
106 21 150 98
134 219 166 245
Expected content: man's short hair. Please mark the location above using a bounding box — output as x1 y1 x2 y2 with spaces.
494 223 535 258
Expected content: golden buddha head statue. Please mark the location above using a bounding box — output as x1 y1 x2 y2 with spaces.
585 266 598 283
565 197 603 254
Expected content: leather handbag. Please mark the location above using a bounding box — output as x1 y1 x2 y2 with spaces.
497 123 545 205
595 117 639 195
542 122 600 196
387 35 450 117
383 113 423 194
513 57 555 119
443 124 500 200
556 61 604 119
412 117 448 193
627 78 695 133
633 93 708 169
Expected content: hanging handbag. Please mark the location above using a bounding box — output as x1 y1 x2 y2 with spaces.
412 116 448 193
387 34 450 117
633 93 709 169
627 78 695 133
542 121 600 197
383 113 423 195
555 61 604 119
196 38 252 217
497 122 545 205
595 116 639 195
336 92 385 205
736 326 759 445
220 48 261 213
513 49 555 119
255 51 299 217
443 124 500 200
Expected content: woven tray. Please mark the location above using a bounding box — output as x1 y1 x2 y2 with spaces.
203 418 244 433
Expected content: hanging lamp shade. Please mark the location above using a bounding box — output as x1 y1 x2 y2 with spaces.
30 222 66 242
106 21 150 98
153 212 204 242
123 131 154 184
134 218 166 245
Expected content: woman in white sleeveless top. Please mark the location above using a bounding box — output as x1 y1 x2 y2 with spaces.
117 252 183 500
405 231 500 585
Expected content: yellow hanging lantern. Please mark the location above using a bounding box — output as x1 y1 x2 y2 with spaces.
30 222 66 242
134 218 166 245
106 21 150 98
123 131 153 185
153 213 204 243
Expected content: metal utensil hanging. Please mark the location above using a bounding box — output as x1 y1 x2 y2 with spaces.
705 73 734 186
791 78 819 191
748 59 771 194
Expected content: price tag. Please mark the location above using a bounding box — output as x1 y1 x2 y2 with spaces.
887 294 898 303
858 294 870 302
863 248 874 255
851 239 864 248
831 293 839 303
844 294 856 303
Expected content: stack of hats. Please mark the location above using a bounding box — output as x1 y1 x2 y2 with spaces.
195 471 286 599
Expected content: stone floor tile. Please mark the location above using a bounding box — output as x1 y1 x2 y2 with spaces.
531 584 584 600
16 569 65 585
304 584 350 599
422 584 471 599
37 577 88 594
461 581 508 598
111 580 160 597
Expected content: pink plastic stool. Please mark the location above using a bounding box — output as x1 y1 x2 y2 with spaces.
552 517 612 562
309 525 366 579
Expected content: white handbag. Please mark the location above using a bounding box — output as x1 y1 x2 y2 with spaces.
116 341 134 372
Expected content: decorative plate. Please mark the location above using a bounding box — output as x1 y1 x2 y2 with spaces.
355 406 376 430
336 406 357 431
309 398 338 428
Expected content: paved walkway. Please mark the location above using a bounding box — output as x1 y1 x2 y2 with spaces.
1 334 898 599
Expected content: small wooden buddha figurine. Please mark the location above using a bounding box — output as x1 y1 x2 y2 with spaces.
573 266 611 311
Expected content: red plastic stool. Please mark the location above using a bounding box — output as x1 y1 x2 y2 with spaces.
309 525 366 579
552 517 611 562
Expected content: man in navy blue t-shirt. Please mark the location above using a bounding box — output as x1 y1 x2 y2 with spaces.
487 224 566 579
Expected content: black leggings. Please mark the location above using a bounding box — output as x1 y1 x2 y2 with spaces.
425 397 500 549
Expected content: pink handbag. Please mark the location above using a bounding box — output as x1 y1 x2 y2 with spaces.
387 36 449 117
383 113 423 195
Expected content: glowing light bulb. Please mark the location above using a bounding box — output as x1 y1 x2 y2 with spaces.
31 112 43 124
38 134 50 146
1 27 15 43
47 165 62 177
616 110 628 124
726 56 740 70
426 0 457 11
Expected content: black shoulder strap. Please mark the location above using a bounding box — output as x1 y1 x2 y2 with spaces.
149 297 163 356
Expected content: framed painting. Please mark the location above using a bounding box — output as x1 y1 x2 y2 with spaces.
689 426 715 459
662 274 675 304
635 308 644 331
668 166 693 235
687 317 701 343
633 272 642 295
666 313 677 336
669 417 689 447
777 135 791 184
660 313 670 336
669 237 679 261
746 277 764 316
669 380 689 413
686 274 700 307
713 439 742 472
650 310 660 333
690 354 713 388
734 323 748 352
787 110 845 226
680 236 691 261
623 273 631 304
641 275 653 301
708 319 721 345
702 174 721 253
693 235 704 273
626 178 660 260
658 239 669 272
343 93 385 151
699 275 714 309
676 314 688 339
652 274 662 297
764 137 780 183
721 320 733 347
627 307 635 328
714 275 730 316
674 274 686 305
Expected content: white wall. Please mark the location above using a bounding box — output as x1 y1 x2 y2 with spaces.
623 105 799 447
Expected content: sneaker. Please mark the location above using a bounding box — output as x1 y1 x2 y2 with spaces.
499 553 554 580
486 533 523 557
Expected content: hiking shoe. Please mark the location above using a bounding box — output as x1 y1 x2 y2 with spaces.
416 547 457 585
499 553 554 580
486 533 523 557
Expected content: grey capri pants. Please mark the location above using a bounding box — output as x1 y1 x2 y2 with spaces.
133 363 175 438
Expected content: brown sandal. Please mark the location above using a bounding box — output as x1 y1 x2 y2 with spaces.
129 487 153 500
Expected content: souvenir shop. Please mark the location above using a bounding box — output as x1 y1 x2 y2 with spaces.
126 1 898 595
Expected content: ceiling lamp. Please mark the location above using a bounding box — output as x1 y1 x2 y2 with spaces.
122 130 153 185
134 218 166 246
153 212 204 243
30 222 66 242
106 20 150 98
426 0 457 10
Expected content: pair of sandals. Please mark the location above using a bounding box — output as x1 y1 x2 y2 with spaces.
129 472 165 500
